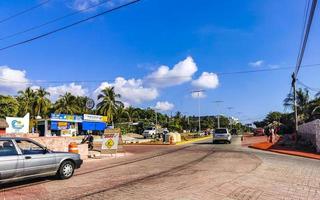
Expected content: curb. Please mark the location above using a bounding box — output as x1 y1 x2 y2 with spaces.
176 136 212 146
249 144 320 160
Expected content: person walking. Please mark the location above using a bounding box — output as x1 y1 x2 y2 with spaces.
269 127 275 143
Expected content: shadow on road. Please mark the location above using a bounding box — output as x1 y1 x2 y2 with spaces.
0 176 55 190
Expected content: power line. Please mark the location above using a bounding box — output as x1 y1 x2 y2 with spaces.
294 0 317 77
0 0 51 24
0 0 140 52
296 79 320 92
0 0 112 41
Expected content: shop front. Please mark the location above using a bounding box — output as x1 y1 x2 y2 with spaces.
80 114 108 135
37 114 83 137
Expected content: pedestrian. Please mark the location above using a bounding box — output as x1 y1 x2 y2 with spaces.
265 128 270 142
269 127 274 143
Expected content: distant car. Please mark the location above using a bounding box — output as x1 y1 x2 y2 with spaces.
253 128 265 136
0 137 83 184
213 128 232 144
142 127 157 138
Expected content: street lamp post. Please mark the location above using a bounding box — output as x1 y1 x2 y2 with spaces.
212 100 223 128
191 90 205 133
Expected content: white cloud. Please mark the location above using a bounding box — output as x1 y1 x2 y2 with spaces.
249 60 264 67
0 66 29 94
47 83 88 101
94 77 159 105
154 101 174 112
192 72 219 89
72 0 100 11
145 56 198 88
191 91 206 99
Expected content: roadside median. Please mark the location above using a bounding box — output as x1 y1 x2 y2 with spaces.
176 135 212 146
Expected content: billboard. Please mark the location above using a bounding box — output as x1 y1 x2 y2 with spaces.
50 113 83 122
83 114 109 122
6 113 30 134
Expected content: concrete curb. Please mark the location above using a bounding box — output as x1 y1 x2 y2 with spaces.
249 143 320 160
176 136 212 146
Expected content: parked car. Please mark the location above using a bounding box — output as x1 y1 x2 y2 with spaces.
143 127 164 138
212 128 232 144
253 128 265 136
142 127 156 138
0 137 83 184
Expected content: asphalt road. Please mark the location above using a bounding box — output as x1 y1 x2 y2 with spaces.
1 136 320 200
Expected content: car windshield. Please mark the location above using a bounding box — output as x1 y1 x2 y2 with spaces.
215 129 228 134
145 128 154 130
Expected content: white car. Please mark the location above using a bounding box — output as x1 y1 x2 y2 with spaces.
213 128 232 144
143 127 156 138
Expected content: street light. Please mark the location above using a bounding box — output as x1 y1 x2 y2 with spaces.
212 100 223 128
191 89 205 133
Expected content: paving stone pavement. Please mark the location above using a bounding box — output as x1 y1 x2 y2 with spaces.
1 136 320 200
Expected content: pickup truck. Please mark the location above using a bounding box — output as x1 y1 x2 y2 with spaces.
142 127 165 138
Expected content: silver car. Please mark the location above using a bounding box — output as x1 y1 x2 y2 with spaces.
0 137 83 184
212 128 232 144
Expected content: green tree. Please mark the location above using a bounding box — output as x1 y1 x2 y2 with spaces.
34 87 51 118
17 87 36 117
284 88 310 122
0 95 19 118
75 96 93 114
96 87 124 125
54 92 79 114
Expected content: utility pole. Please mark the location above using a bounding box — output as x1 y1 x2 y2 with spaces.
292 73 298 143
191 89 205 133
213 100 223 128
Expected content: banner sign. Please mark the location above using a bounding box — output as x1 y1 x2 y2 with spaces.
51 114 83 122
83 114 109 122
101 133 119 150
6 113 30 134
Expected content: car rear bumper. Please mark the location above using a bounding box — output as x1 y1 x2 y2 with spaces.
213 136 231 141
75 159 83 169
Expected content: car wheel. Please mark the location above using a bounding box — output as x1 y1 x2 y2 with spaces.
57 160 75 179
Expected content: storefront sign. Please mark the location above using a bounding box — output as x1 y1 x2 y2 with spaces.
61 129 76 137
83 114 109 122
6 113 30 134
101 133 119 150
51 114 83 122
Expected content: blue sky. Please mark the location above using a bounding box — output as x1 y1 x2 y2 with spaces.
0 0 320 123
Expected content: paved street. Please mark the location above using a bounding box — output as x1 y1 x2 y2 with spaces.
1 136 320 200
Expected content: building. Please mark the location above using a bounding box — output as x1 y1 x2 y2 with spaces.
37 113 108 137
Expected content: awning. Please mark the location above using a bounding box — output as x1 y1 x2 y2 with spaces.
82 122 106 131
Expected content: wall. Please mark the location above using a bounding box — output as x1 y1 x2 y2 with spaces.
298 119 320 153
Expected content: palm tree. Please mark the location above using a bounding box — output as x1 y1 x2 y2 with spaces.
125 106 139 122
96 86 124 126
34 87 51 118
75 96 93 114
17 87 36 117
54 92 78 114
284 88 310 122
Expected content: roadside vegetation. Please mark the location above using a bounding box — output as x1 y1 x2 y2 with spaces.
0 86 246 134
254 88 320 134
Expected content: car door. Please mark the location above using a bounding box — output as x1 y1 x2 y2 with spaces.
15 139 57 177
0 140 24 180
